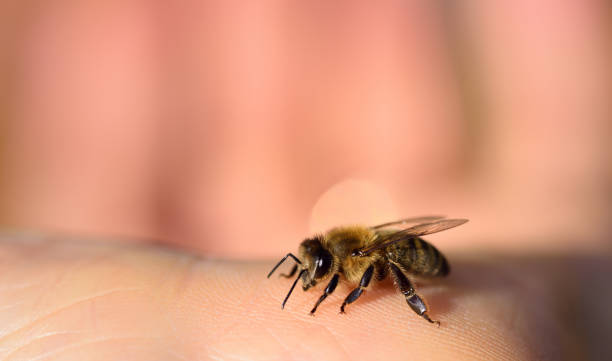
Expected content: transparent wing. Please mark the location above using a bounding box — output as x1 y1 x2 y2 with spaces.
370 216 446 230
355 219 468 256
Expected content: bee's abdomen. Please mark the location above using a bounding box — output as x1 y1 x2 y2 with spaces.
385 237 449 277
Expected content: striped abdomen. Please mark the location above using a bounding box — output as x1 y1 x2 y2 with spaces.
385 237 450 277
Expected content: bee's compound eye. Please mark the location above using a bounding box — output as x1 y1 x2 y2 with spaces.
313 250 333 279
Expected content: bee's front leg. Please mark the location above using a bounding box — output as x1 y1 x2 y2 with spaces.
279 264 298 278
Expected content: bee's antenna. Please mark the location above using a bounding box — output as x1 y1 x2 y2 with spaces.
267 253 302 278
282 269 306 309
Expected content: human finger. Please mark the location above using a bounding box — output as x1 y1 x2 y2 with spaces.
0 234 595 360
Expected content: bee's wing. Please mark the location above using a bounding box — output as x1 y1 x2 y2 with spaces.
356 219 468 256
370 216 446 230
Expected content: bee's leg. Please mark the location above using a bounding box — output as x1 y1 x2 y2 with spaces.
310 273 340 314
389 262 440 326
340 265 374 313
267 253 302 278
279 264 298 278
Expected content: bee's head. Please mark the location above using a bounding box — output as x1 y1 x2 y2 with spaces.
298 236 334 291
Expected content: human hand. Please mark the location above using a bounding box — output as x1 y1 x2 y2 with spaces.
3 234 605 360
0 1 610 360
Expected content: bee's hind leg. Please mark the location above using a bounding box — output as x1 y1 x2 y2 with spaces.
310 273 339 314
340 265 374 313
389 262 440 326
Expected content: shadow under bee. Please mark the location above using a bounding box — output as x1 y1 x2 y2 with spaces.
428 252 612 361
290 250 612 361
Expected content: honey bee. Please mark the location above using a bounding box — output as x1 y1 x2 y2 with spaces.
267 216 468 325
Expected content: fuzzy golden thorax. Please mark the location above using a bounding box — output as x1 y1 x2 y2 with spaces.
322 226 380 283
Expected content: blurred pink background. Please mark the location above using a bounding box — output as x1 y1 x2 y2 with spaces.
0 1 610 258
